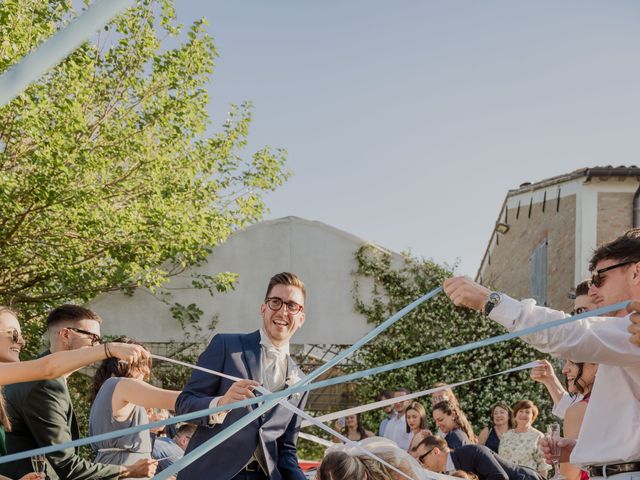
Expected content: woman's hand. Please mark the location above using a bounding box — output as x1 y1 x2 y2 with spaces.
18 473 46 480
530 360 556 385
106 343 150 364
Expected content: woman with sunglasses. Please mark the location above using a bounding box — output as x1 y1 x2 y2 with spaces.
0 306 148 480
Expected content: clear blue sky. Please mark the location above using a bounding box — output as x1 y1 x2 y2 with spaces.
177 0 640 276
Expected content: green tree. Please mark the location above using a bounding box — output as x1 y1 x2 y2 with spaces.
351 244 557 436
0 0 289 349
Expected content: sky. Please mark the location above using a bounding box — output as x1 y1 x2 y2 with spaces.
176 1 640 276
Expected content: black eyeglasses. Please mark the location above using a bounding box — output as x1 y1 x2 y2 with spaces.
418 448 435 465
1 329 24 344
265 297 304 314
66 327 101 345
570 306 589 316
590 261 635 288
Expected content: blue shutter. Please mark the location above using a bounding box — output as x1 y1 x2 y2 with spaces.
530 241 548 306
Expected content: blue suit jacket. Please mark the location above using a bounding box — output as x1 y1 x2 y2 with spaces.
451 445 543 480
175 330 307 480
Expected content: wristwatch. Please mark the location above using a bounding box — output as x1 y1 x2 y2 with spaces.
484 292 502 316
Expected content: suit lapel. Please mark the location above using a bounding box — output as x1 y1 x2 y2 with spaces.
240 330 262 383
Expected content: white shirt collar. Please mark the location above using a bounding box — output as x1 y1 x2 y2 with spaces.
259 328 290 356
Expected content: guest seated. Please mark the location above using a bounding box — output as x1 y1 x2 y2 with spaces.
477 403 513 454
413 435 543 480
152 424 196 473
89 337 180 471
498 400 549 478
432 400 476 449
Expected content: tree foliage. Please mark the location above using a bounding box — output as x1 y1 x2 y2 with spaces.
0 0 289 335
351 245 557 436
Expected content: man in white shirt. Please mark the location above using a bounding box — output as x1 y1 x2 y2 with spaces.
175 272 308 480
443 228 640 480
382 388 414 450
377 390 395 436
529 280 595 419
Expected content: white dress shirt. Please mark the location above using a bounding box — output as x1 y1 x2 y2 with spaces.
490 294 640 466
208 329 289 424
382 414 413 450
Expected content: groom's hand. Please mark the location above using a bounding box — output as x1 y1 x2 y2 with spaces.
219 379 260 407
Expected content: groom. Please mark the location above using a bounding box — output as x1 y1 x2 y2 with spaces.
175 272 308 480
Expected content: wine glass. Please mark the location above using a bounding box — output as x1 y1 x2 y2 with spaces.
30 453 46 475
546 423 565 480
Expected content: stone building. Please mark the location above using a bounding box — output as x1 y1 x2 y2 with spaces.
476 166 640 312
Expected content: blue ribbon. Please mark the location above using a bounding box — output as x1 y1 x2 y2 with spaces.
152 287 443 479
0 294 628 471
0 0 134 107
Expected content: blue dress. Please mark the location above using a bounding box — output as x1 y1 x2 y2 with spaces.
445 428 470 449
485 427 501 453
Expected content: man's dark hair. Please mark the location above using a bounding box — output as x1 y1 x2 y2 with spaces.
47 304 102 328
395 387 410 395
176 423 196 437
265 272 306 302
378 390 394 400
575 280 591 297
589 228 640 271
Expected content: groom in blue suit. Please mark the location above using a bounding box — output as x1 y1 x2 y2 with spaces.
175 272 308 480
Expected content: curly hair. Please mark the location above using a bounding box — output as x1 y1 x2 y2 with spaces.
432 400 477 443
589 228 640 271
90 336 150 402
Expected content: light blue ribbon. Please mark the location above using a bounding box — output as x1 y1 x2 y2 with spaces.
0 0 134 107
0 294 629 469
152 286 444 479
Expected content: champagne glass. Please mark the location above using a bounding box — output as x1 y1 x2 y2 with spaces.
30 453 46 475
546 423 565 480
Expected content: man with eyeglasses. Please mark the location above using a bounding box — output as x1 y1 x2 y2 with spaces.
444 228 640 480
1 304 156 479
175 272 308 480
413 435 542 480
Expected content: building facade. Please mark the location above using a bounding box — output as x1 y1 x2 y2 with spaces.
476 166 640 312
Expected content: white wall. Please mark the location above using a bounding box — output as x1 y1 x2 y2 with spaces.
88 217 400 345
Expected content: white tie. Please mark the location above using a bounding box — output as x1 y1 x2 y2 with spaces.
263 346 286 392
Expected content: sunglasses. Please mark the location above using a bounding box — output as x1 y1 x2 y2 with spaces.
570 307 589 316
418 448 435 465
1 329 24 344
66 327 101 345
590 261 635 288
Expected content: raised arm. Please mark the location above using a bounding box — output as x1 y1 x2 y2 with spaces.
0 343 148 386
530 360 566 406
112 378 180 413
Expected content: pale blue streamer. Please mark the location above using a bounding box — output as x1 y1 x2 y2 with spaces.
0 295 628 467
0 0 133 107
152 287 444 479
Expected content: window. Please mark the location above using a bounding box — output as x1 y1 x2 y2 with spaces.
530 241 548 306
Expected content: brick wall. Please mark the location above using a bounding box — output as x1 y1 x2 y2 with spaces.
597 192 634 246
480 194 576 312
